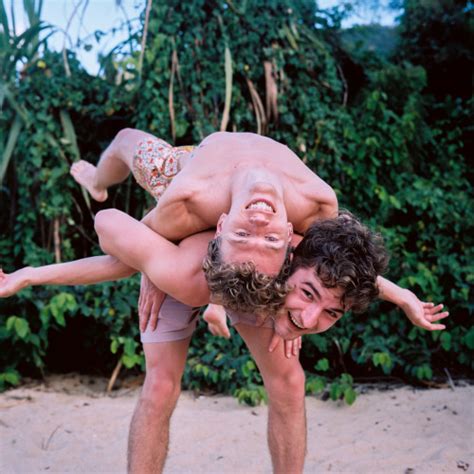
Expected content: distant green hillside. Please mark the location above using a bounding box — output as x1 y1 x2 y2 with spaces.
341 24 399 58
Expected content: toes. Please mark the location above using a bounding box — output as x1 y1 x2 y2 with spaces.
70 161 84 175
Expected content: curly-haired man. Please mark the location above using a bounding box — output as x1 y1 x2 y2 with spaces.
0 130 448 474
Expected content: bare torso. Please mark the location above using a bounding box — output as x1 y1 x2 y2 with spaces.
153 132 336 241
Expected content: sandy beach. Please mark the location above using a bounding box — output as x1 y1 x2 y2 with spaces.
0 375 472 473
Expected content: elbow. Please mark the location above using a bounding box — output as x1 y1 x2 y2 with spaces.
321 188 338 219
328 188 338 215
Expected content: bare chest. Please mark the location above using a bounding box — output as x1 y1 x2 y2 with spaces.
156 171 231 230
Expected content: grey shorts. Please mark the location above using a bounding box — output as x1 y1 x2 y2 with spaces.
140 295 201 343
140 297 274 344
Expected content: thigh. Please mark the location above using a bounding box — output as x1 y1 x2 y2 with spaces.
234 324 304 384
143 337 192 387
133 137 193 202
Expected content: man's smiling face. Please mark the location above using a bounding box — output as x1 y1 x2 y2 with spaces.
273 267 346 340
215 192 293 276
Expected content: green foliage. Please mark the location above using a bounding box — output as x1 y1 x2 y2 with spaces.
0 0 472 403
396 0 472 99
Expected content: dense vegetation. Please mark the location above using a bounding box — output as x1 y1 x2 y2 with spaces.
1 0 472 404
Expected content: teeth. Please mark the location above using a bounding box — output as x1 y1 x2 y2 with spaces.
248 201 273 212
288 311 305 329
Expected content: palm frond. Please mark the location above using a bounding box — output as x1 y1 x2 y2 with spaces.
0 114 22 184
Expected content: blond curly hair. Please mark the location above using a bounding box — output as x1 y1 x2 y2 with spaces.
202 237 292 316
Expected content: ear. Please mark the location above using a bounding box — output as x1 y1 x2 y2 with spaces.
287 222 294 241
215 213 228 237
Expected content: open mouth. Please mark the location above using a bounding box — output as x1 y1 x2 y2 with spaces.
245 199 275 213
288 311 305 330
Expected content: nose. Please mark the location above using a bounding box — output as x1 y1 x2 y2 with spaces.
301 304 322 329
249 213 269 226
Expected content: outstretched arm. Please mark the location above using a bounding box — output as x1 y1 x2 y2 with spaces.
377 276 449 330
0 255 136 298
95 208 212 307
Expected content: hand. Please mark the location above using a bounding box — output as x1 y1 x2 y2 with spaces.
202 304 231 339
400 289 449 331
0 268 31 297
268 332 302 359
138 273 166 332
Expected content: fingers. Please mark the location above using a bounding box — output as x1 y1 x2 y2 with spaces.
285 340 292 359
292 337 302 358
139 298 152 332
268 333 280 352
417 319 447 331
284 338 302 359
148 302 159 331
208 323 218 337
428 323 446 331
139 310 147 333
429 311 450 322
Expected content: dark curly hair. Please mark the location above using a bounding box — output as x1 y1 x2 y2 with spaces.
291 210 389 313
202 237 293 315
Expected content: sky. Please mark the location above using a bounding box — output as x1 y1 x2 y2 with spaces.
6 0 399 75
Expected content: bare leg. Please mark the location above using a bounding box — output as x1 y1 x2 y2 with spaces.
235 324 306 474
128 338 191 474
71 129 194 202
70 129 153 202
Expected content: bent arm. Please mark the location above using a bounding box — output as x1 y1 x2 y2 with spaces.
377 276 448 331
0 255 136 298
95 209 212 306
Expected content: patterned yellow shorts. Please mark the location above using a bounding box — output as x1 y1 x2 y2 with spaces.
133 137 195 202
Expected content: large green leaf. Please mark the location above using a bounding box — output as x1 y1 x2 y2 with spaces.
59 109 81 161
0 113 22 184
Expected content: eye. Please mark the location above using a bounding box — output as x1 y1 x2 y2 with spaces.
265 235 278 242
302 289 313 300
236 231 248 237
327 311 338 319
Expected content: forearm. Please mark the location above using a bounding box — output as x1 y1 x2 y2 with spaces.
377 276 409 307
27 255 136 287
95 209 212 306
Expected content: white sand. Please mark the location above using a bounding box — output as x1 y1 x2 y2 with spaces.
0 375 472 473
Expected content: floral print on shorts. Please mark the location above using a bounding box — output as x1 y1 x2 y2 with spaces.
132 137 194 202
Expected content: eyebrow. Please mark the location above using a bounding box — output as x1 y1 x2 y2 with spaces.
228 237 283 251
304 281 345 315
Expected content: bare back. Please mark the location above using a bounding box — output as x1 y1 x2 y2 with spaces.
153 132 337 240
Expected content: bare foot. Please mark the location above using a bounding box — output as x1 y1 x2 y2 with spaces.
70 161 108 202
0 268 31 297
203 304 231 339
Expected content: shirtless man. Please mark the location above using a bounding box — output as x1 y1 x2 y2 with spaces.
1 130 448 473
70 129 337 314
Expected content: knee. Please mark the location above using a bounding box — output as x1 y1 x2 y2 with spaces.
115 128 135 143
141 368 182 408
265 366 306 407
